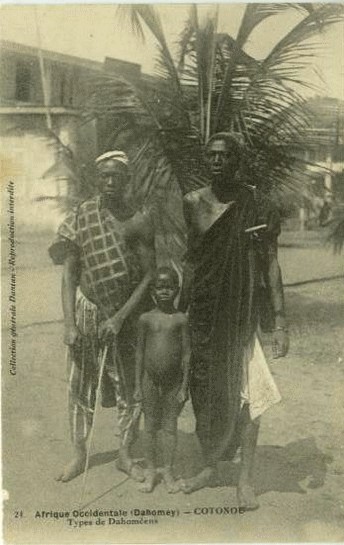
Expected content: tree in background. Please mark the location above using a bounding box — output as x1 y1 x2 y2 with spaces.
84 3 343 263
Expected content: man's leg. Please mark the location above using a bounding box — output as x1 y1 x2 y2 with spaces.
139 373 159 493
115 397 143 482
106 342 144 482
160 383 183 493
181 372 217 494
237 404 260 510
56 351 94 482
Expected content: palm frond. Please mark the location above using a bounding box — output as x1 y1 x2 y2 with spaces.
117 4 164 45
236 3 324 49
236 3 297 49
177 4 198 72
214 4 343 133
83 4 344 261
263 3 344 73
117 4 187 122
117 4 146 42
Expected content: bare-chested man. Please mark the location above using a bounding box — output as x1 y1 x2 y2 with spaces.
179 133 289 510
49 150 155 483
134 267 190 493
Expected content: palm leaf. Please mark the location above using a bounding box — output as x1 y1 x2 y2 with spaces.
236 3 297 49
214 4 343 132
263 3 344 73
83 4 344 262
117 4 189 130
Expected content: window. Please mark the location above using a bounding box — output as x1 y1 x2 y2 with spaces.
59 68 74 106
15 61 31 102
59 71 67 105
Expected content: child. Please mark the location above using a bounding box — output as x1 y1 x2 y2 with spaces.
134 267 190 493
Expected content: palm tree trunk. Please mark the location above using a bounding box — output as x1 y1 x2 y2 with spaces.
205 5 219 143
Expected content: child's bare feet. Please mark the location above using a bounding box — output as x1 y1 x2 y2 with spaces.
55 454 86 482
138 469 157 493
161 468 180 493
116 455 145 482
180 466 215 494
237 484 259 511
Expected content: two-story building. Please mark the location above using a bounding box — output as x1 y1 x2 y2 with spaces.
0 40 142 232
306 97 344 201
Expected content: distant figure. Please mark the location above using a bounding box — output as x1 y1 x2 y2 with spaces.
134 267 190 493
319 200 333 227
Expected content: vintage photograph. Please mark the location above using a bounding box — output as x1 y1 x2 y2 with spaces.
1 3 344 543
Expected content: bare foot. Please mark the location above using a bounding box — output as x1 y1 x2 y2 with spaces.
161 468 180 494
138 469 157 493
131 463 145 483
55 455 86 483
237 484 259 511
180 467 215 494
116 456 145 482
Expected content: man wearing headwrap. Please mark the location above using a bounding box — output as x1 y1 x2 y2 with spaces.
49 151 155 482
179 133 289 510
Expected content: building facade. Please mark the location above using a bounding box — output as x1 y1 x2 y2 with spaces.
306 97 344 201
299 97 344 229
0 40 142 232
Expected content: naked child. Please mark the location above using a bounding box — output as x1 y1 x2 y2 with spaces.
134 267 190 493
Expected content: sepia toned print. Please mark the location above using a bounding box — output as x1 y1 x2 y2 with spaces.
1 4 344 544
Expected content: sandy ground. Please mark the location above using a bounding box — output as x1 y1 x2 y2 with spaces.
1 234 344 544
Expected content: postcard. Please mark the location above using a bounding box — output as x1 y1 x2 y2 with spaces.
1 3 344 543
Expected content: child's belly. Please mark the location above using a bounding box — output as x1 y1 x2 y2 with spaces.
144 353 182 385
144 333 183 383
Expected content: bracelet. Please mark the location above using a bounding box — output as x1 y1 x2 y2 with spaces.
274 326 288 332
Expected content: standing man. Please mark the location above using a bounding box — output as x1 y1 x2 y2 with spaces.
49 151 155 483
179 133 289 510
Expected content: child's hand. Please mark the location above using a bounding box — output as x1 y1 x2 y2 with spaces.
177 387 189 404
133 388 143 402
99 313 124 340
64 324 81 346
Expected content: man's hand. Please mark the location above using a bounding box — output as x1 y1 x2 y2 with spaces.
272 329 289 358
133 388 143 403
99 313 124 340
177 386 189 404
63 324 81 346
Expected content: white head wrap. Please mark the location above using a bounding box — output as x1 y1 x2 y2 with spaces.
95 150 129 166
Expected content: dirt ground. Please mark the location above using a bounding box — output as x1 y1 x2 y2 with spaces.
1 233 344 544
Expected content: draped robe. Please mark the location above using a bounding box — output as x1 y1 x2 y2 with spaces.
188 188 260 464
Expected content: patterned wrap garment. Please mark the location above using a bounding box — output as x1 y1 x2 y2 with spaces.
49 196 149 445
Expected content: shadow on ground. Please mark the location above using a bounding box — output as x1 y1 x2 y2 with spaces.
87 434 331 500
218 436 333 497
89 449 119 469
254 437 332 496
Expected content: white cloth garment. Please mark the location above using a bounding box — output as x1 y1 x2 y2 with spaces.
241 335 281 420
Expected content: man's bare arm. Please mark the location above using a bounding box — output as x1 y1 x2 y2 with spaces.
179 198 194 312
61 253 80 345
118 227 155 321
178 316 191 401
267 239 289 357
134 317 146 401
99 216 155 338
267 240 286 325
